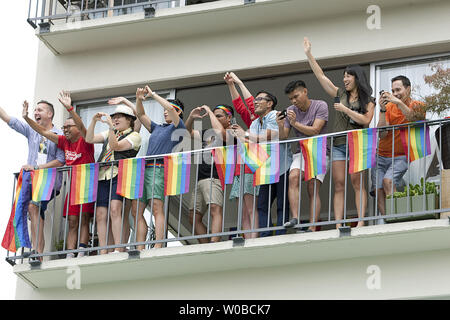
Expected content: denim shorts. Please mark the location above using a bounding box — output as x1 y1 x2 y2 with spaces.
331 144 348 161
229 174 260 200
371 155 408 190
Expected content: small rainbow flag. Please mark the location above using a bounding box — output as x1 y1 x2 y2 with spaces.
2 170 32 252
347 128 377 174
164 153 191 196
299 137 327 181
237 139 269 173
399 124 431 162
31 168 57 202
70 163 99 205
116 158 146 199
212 145 236 190
253 143 280 186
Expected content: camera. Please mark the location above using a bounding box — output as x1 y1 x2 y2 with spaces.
279 110 288 120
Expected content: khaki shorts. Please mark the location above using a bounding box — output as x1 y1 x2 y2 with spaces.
290 152 328 183
190 178 224 214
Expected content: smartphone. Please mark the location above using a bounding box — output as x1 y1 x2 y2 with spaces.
334 97 340 104
279 110 287 120
230 118 237 126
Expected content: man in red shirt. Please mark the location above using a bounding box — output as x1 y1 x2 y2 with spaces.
23 91 95 258
372 75 425 216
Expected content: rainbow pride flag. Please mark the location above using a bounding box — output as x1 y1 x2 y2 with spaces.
116 158 146 199
164 153 191 196
70 163 99 205
237 139 269 173
253 143 280 186
399 124 431 162
212 145 236 190
2 170 32 252
347 128 377 174
31 168 57 202
299 137 327 181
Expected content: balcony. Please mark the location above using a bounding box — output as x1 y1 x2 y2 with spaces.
5 118 450 295
26 0 442 55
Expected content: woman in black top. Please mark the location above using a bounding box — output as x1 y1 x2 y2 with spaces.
304 37 375 229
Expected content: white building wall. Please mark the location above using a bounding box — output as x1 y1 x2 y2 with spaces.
33 0 450 126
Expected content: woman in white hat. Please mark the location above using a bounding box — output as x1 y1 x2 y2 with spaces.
85 105 142 254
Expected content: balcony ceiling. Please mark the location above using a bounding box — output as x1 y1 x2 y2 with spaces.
37 0 441 55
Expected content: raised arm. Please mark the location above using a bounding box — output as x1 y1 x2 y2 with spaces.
224 72 241 101
58 90 87 138
135 87 153 132
85 112 109 144
225 73 254 128
204 105 227 142
22 101 59 144
108 97 142 133
304 37 338 98
0 106 12 124
229 72 253 101
185 107 204 140
145 85 180 127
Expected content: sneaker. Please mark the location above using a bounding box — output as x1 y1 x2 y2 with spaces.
77 250 85 258
66 252 75 259
283 218 298 228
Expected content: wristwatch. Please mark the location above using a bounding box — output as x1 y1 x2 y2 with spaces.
34 165 39 170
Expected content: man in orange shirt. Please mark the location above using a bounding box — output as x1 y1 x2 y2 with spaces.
372 75 425 216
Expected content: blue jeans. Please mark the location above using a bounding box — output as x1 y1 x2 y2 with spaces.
258 172 290 237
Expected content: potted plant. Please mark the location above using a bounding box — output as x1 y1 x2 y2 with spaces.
385 179 439 223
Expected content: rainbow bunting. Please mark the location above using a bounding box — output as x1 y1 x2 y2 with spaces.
212 145 236 190
347 128 377 174
399 124 431 162
164 153 191 196
70 163 99 205
31 168 57 202
299 137 327 181
237 139 269 173
253 143 280 186
116 158 146 199
2 170 32 252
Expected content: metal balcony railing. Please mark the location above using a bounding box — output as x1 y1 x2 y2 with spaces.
4 118 450 266
27 0 221 30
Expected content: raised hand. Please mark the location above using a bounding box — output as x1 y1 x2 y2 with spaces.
303 37 311 54
144 85 154 99
22 101 29 119
228 72 242 85
189 107 207 120
108 97 127 105
58 90 72 110
224 72 234 85
136 87 147 101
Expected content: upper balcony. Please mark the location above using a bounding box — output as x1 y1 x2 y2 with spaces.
27 0 444 55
